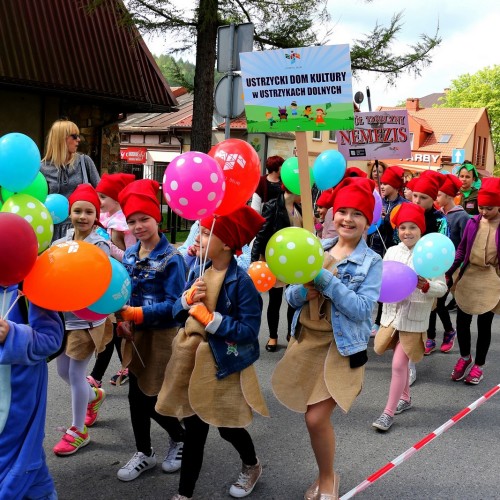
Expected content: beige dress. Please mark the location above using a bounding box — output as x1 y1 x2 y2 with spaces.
271 257 365 413
66 317 113 360
155 267 269 427
455 217 500 315
374 326 426 363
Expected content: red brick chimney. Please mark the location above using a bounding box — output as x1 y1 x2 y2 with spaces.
406 98 420 112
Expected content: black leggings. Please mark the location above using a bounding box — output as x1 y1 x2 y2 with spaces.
90 323 123 381
456 307 494 366
128 373 184 454
178 414 257 498
427 292 454 339
267 287 294 340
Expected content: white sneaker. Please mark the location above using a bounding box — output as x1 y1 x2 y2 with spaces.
229 459 262 498
117 451 157 481
409 365 416 386
162 438 183 473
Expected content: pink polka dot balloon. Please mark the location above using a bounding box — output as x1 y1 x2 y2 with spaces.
162 152 225 220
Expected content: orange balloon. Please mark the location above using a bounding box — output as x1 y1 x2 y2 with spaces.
454 194 462 205
23 241 112 312
248 261 277 292
389 203 402 229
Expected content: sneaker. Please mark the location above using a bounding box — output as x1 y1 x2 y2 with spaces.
409 365 416 387
162 438 183 473
440 330 456 353
372 413 393 432
464 364 484 385
395 398 412 414
86 375 102 389
229 459 262 498
53 425 90 456
85 387 106 427
424 339 436 355
451 356 473 381
110 368 129 386
117 451 157 481
370 324 379 338
170 495 192 500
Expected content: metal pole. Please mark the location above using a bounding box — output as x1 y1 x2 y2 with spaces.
224 23 235 140
367 86 382 193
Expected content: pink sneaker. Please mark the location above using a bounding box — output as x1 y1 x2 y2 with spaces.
53 426 90 456
464 364 483 385
451 356 473 381
424 339 436 355
440 330 456 353
85 387 106 427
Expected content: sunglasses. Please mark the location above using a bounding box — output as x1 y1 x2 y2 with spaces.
69 133 80 140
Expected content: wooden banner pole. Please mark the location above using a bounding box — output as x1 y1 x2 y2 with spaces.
295 131 319 321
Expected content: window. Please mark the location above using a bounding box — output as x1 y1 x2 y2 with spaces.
328 131 337 143
312 131 322 141
159 134 170 144
438 134 452 143
120 133 130 143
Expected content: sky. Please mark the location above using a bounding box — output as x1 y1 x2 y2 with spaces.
143 0 499 109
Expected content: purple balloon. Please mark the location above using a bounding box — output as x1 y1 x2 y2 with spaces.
378 261 418 303
372 189 382 224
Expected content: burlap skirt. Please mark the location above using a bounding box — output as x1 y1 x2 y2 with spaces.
271 303 364 414
65 317 112 360
155 318 269 427
455 264 500 315
374 325 426 363
121 326 178 397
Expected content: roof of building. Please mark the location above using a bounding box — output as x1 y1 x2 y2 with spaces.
0 0 177 112
417 92 446 108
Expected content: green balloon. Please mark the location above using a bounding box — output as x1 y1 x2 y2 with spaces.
1 193 54 253
1 171 48 203
280 157 314 195
265 227 323 284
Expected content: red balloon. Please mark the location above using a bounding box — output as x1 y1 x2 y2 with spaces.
73 307 108 321
208 139 261 216
0 212 38 286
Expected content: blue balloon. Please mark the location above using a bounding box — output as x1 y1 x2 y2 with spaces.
413 233 456 279
0 133 41 192
367 218 382 235
44 194 69 224
88 257 132 314
312 150 346 190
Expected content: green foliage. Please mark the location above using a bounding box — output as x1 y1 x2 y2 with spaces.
438 65 500 174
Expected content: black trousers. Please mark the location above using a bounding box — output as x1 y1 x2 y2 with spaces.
427 292 454 340
178 414 257 498
128 373 184 454
90 323 123 381
267 287 294 340
456 307 494 366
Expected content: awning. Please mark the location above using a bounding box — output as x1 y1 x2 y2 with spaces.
146 151 180 164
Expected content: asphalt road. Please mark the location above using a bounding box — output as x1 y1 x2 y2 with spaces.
44 298 500 499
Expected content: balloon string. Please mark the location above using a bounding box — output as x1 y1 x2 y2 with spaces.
376 225 388 255
1 289 7 320
131 340 146 368
2 292 23 321
201 217 216 278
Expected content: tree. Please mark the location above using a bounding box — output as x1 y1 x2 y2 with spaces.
437 66 500 174
97 0 441 153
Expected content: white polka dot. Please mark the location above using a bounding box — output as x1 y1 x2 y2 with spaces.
307 237 315 245
36 226 44 234
416 257 423 265
279 255 287 264
210 173 219 183
177 158 185 166
257 279 262 284
192 182 202 192
267 276 273 281
426 252 433 259
318 247 323 256
287 242 296 250
174 208 183 216
424 240 434 247
179 198 188 206
222 181 226 191
193 156 202 164
278 274 286 282
295 271 303 278
276 235 283 242
268 248 274 256
24 215 33 223
41 212 48 219
310 270 319 278
11 205 20 213
442 248 448 254
165 193 171 202
197 208 207 216
255 264 262 270
170 181 179 191
308 255 315 264
207 192 216 201
27 202 36 209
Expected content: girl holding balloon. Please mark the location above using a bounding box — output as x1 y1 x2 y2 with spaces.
272 177 382 500
373 203 447 432
52 184 111 456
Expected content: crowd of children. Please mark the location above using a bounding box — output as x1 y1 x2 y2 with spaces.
3 151 499 500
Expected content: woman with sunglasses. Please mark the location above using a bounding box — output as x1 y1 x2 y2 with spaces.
41 119 100 241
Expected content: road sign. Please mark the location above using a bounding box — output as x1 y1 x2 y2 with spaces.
217 23 254 72
452 148 465 164
214 74 244 118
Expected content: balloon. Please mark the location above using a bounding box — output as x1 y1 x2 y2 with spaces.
389 203 402 229
378 261 418 303
372 189 382 224
454 194 462 205
265 227 324 284
248 261 277 292
162 151 225 220
1 194 54 254
88 257 132 314
208 139 260 215
280 157 314 195
1 172 48 203
23 240 112 311
44 194 69 224
0 213 38 286
0 133 41 192
312 150 346 190
73 308 108 322
367 218 382 236
413 233 456 279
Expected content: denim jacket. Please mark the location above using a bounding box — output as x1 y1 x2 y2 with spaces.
122 234 187 329
286 236 382 356
172 258 263 380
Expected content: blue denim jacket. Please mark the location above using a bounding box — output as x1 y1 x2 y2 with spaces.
173 258 263 379
286 237 382 356
122 234 187 329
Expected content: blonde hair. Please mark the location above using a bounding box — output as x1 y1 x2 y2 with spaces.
42 119 80 168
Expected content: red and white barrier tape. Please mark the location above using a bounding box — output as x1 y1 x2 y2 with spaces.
340 384 500 499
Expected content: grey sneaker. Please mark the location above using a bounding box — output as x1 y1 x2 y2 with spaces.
229 459 262 498
162 438 183 473
372 413 394 432
170 495 192 500
117 451 156 481
395 398 412 414
409 365 416 386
